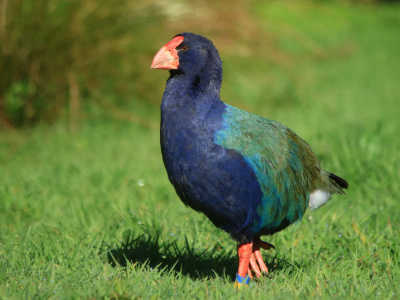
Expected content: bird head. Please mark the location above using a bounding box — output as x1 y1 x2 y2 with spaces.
151 33 222 79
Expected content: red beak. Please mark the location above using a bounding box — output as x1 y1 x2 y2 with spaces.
151 36 184 70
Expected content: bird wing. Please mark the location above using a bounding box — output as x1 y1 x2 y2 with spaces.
214 104 322 233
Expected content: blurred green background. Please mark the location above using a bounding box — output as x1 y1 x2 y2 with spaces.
1 0 400 298
1 0 269 129
0 0 397 129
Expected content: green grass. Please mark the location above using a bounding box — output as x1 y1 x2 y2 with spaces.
1 2 400 299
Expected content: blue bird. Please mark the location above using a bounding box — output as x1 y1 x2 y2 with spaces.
151 33 348 287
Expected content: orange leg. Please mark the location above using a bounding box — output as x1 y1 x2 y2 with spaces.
237 243 252 277
235 238 275 287
235 243 253 288
237 237 275 282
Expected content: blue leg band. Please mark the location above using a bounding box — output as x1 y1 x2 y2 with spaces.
234 274 250 288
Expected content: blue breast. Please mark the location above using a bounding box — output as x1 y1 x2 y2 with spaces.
161 95 265 243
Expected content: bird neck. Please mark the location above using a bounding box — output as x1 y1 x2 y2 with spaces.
162 61 223 110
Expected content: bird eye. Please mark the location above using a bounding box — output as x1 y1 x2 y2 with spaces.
181 46 188 51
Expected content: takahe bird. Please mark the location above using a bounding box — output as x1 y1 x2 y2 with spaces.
151 33 348 287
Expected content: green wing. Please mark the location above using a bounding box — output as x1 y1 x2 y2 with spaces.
215 104 323 233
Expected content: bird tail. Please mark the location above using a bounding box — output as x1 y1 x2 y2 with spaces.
327 172 349 194
309 171 348 211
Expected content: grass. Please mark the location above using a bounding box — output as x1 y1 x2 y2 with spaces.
1 2 400 299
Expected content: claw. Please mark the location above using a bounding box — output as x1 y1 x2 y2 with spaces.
247 268 253 279
254 248 268 274
249 253 261 278
259 240 275 250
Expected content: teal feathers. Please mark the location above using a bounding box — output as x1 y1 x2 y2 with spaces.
215 105 323 234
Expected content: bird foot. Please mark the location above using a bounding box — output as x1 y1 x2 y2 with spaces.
235 237 275 288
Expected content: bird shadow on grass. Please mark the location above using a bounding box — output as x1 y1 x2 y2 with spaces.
103 229 299 282
103 229 237 281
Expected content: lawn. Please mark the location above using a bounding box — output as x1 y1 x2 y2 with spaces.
1 2 400 299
